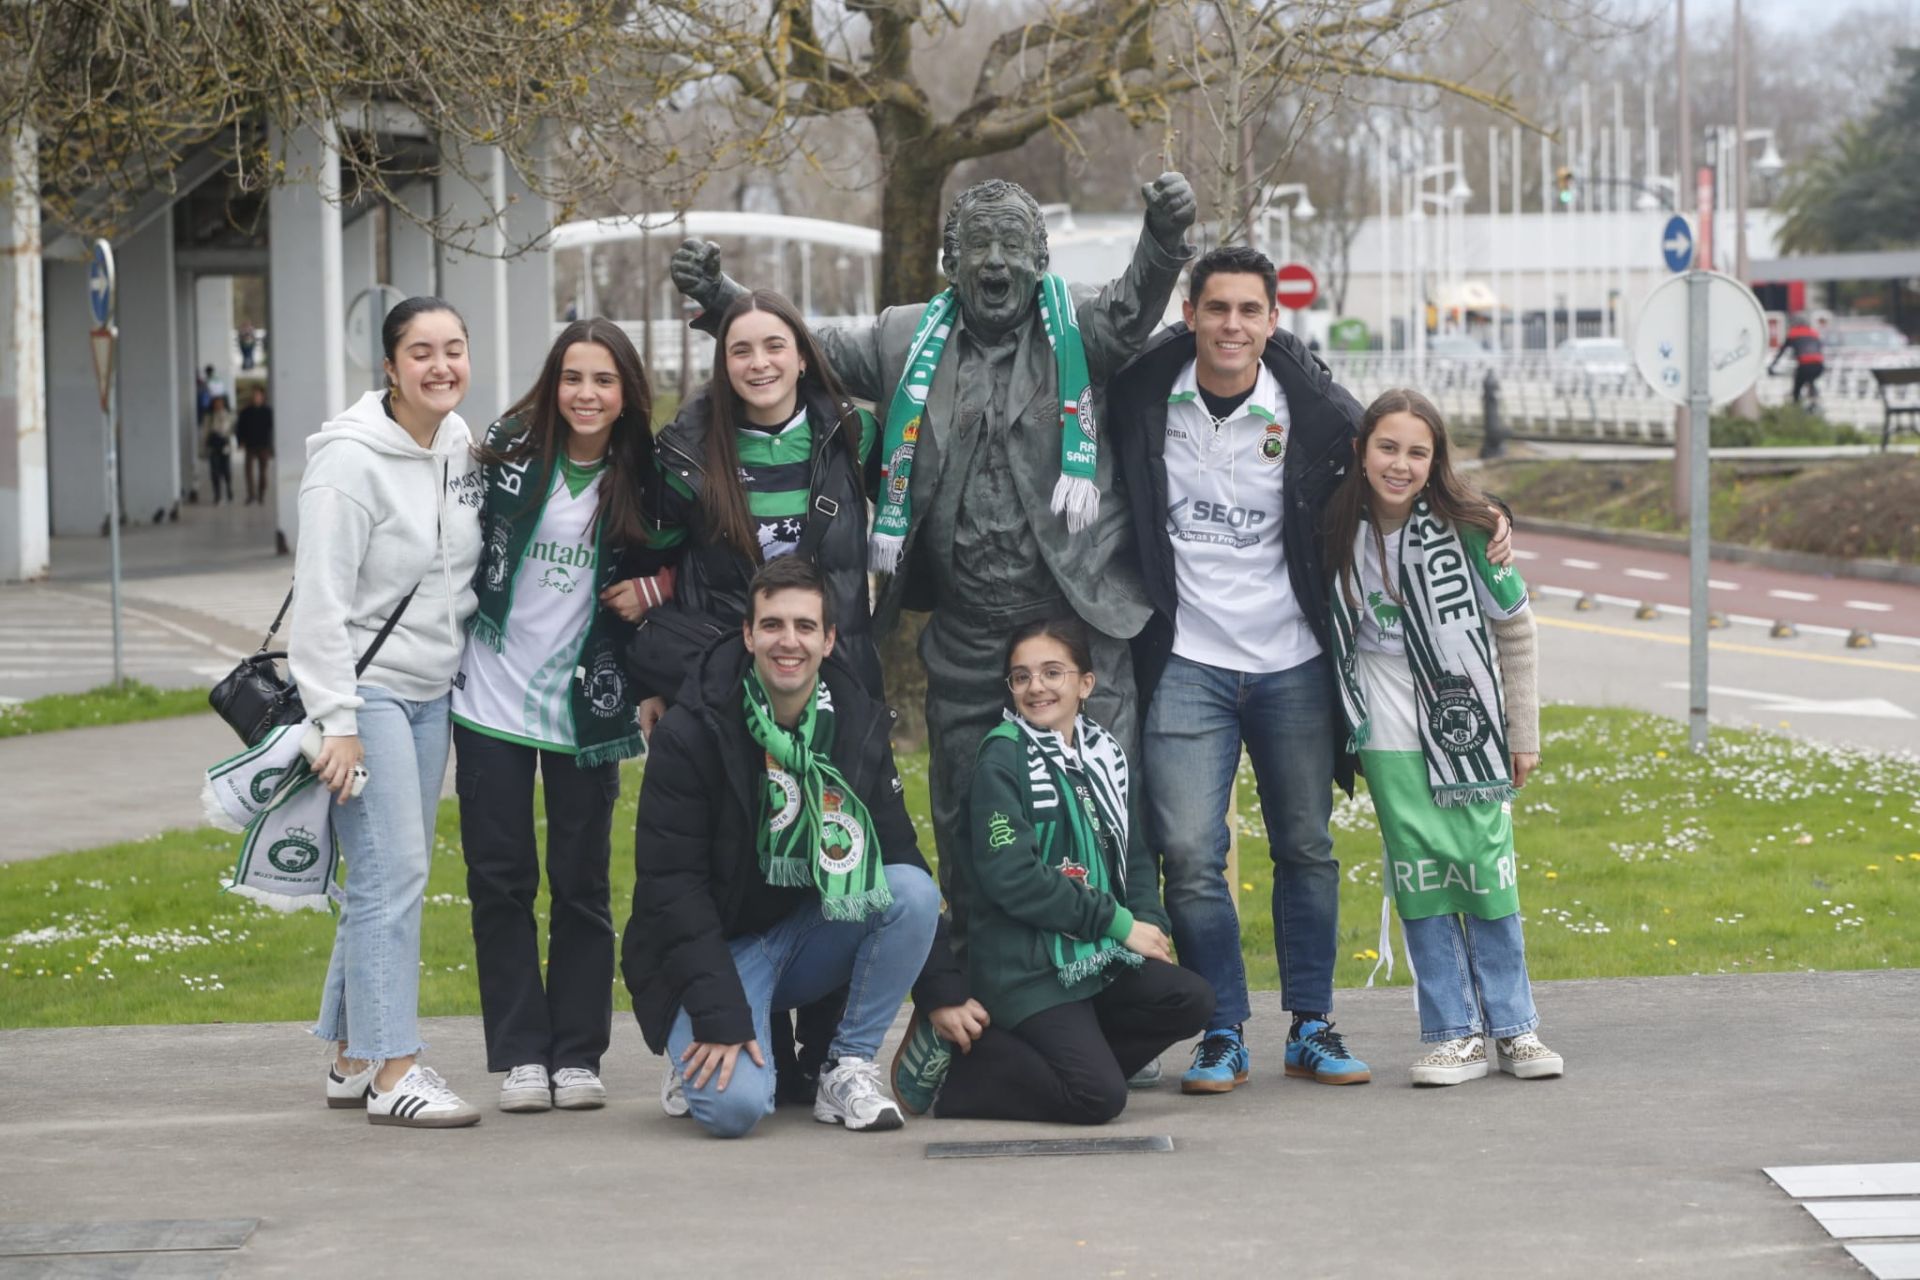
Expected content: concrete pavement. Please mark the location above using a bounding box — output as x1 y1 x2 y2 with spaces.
3 973 1911 1276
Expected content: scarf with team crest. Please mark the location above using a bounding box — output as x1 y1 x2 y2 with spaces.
203 723 339 913
1329 495 1519 807
869 275 1096 573
985 710 1142 987
741 669 890 921
468 416 641 766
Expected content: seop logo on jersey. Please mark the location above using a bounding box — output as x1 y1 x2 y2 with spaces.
818 786 866 874
1166 497 1270 550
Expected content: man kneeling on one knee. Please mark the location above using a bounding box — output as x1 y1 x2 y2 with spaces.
621 557 961 1138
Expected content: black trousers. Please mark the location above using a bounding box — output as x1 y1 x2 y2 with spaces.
454 725 619 1073
935 958 1214 1125
207 451 232 502
1792 363 1823 403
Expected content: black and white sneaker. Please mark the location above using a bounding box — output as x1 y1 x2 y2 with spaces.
326 1059 376 1109
813 1057 904 1132
366 1065 481 1129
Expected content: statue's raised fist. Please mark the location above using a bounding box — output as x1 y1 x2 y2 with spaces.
670 238 724 300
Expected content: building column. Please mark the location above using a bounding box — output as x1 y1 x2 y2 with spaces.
268 122 346 549
389 183 438 299
174 269 197 501
116 210 181 522
341 208 381 395
503 159 555 410
436 145 509 429
1 127 48 580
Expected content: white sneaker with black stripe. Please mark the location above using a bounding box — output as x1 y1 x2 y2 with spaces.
326 1059 376 1109
813 1057 904 1132
366 1065 481 1128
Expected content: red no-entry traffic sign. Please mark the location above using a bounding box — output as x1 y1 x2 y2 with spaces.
1276 262 1318 311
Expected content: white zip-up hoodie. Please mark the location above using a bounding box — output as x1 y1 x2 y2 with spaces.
288 390 483 737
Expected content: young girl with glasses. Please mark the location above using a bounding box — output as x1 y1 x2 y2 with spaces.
887 617 1214 1122
1323 388 1562 1086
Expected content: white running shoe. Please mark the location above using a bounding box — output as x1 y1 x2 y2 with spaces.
813 1057 904 1132
1409 1036 1489 1087
660 1066 689 1118
366 1065 482 1128
326 1059 376 1109
552 1067 607 1110
1496 1032 1565 1080
499 1063 552 1113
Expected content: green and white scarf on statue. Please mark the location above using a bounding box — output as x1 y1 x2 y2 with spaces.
869 275 1096 573
742 669 891 921
985 710 1142 988
202 723 340 913
1329 495 1520 808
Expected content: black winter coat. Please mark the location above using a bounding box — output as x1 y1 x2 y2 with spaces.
619 638 965 1051
1110 323 1363 796
645 385 883 697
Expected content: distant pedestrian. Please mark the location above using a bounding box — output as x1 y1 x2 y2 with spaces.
1768 313 1824 406
196 368 211 425
1323 388 1562 1087
234 386 274 504
204 392 234 504
238 324 258 371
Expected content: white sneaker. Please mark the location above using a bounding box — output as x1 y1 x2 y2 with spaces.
1496 1032 1565 1080
366 1065 481 1128
813 1056 904 1132
661 1066 690 1118
326 1058 376 1109
1409 1036 1489 1087
499 1063 552 1113
552 1067 607 1110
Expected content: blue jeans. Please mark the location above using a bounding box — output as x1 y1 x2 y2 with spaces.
1144 652 1338 1027
310 686 450 1061
1401 912 1539 1043
666 864 938 1139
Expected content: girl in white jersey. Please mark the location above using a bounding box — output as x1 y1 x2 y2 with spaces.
452 319 669 1113
1323 389 1562 1087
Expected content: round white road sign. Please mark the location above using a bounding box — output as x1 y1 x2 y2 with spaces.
1630 270 1769 408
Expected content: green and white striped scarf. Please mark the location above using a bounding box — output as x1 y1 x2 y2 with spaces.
986 711 1142 987
1330 496 1516 807
869 276 1096 573
742 669 891 921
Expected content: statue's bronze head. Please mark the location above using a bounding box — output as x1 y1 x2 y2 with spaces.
942 179 1051 341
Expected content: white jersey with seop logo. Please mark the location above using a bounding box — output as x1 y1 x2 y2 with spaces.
1163 359 1319 674
453 460 604 753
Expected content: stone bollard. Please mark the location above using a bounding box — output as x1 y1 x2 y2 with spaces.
1479 367 1506 459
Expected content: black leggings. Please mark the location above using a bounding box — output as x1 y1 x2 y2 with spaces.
935 958 1214 1125
1792 363 1823 403
454 725 619 1073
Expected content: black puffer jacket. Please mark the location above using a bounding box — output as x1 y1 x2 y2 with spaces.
1111 323 1364 796
619 637 965 1051
645 385 882 697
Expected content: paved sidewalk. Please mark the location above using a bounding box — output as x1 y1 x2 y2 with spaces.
2 972 1909 1277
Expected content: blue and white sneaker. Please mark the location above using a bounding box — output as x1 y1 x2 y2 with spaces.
1181 1028 1250 1095
1285 1018 1371 1084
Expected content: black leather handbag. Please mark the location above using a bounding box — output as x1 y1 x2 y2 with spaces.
209 582 417 746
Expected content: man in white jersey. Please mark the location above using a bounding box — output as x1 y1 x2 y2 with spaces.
1112 246 1511 1094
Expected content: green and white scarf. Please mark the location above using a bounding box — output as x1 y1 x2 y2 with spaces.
869 275 1096 573
468 419 641 767
204 724 339 914
742 669 891 921
1330 495 1515 808
986 711 1142 988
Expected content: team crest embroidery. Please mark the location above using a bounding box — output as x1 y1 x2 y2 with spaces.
766 758 802 832
883 418 921 507
249 767 288 805
1069 395 1097 442
484 521 512 589
818 786 867 875
1259 421 1287 464
1427 673 1491 755
268 825 322 875
585 651 625 718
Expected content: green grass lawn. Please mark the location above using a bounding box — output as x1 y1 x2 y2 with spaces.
2 707 1915 1029
0 682 210 739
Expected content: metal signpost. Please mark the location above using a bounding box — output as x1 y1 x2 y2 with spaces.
88 239 125 687
1630 267 1767 751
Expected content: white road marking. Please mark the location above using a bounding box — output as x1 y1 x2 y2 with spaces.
1659 682 1915 720
1512 549 1540 560
1624 568 1670 581
1560 558 1600 570
1709 579 1740 591
1845 600 1894 613
1769 588 1819 602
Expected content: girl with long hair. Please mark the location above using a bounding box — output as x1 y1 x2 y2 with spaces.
293 296 486 1128
452 318 669 1113
1324 388 1561 1087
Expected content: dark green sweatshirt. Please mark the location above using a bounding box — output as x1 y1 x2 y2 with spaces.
955 731 1172 1029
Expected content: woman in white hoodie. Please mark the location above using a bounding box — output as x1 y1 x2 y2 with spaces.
290 296 486 1129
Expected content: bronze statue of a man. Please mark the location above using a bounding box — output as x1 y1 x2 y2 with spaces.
671 173 1197 911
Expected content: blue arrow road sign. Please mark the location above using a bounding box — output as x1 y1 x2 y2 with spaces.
1661 216 1693 273
88 240 114 327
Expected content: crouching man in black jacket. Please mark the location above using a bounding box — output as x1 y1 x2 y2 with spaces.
621 556 962 1137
